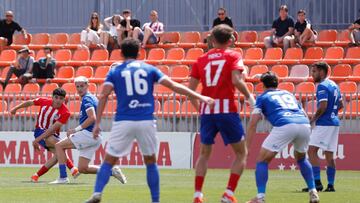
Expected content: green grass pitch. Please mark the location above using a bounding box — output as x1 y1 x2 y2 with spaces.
0 167 359 203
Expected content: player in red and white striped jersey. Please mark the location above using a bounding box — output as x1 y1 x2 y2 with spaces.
10 87 79 182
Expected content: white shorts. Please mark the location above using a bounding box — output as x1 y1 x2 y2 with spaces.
106 120 158 158
262 123 311 153
309 126 339 152
70 130 102 160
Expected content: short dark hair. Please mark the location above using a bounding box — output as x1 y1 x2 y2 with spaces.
52 87 66 98
279 5 288 12
218 7 226 13
211 24 233 44
297 9 306 15
122 9 131 14
120 38 139 59
260 71 279 88
312 61 329 76
44 46 52 52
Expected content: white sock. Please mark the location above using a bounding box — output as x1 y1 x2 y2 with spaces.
194 191 203 198
309 188 317 193
225 189 234 196
257 193 265 199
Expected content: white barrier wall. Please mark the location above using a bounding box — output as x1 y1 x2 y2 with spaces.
0 132 193 169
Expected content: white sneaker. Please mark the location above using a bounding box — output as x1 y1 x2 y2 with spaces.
84 193 101 203
309 189 320 203
112 166 127 184
49 177 69 184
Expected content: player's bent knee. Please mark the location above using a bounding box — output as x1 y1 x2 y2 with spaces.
143 155 157 165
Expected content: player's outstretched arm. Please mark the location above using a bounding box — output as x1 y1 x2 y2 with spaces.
93 84 113 139
188 77 200 110
160 77 214 108
232 70 255 107
67 107 96 137
310 101 327 125
246 112 262 149
9 100 34 115
33 121 63 151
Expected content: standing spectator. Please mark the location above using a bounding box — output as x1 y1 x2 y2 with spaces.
290 9 317 48
264 5 295 51
132 10 164 48
0 10 27 47
80 12 103 48
118 9 141 44
212 7 234 28
348 17 360 46
0 46 34 88
100 14 123 50
32 47 56 79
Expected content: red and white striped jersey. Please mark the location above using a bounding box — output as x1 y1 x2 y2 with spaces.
33 98 70 135
191 48 244 115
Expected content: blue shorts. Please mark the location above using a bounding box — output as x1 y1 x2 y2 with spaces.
138 31 159 44
200 113 245 145
34 128 59 150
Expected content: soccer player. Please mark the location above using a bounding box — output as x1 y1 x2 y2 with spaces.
50 76 126 184
9 88 79 182
189 24 256 203
85 38 214 203
302 62 343 192
245 72 319 203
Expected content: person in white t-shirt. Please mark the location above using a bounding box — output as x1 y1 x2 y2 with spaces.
100 14 123 49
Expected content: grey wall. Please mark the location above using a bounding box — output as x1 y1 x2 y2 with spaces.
0 0 358 34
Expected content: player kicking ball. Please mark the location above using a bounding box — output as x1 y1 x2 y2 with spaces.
301 62 343 192
9 88 79 182
189 24 255 203
85 38 214 203
50 76 126 184
245 72 319 203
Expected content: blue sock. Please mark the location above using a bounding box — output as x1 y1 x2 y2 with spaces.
326 166 336 185
312 166 321 181
255 162 268 194
146 163 160 202
59 164 67 178
94 162 113 193
297 158 315 190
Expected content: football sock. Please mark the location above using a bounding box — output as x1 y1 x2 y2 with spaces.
59 164 67 178
326 166 336 186
195 176 205 192
66 159 74 169
94 162 112 193
146 163 160 203
226 173 240 192
312 166 321 181
297 158 315 190
36 165 49 177
255 162 268 194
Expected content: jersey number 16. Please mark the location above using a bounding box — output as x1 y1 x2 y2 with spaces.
121 69 149 96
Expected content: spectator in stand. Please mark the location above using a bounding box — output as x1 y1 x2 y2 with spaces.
100 14 123 50
80 12 103 49
118 9 141 44
207 7 235 49
0 46 34 88
264 5 295 51
132 10 164 48
348 16 360 46
32 47 56 79
290 9 317 48
0 10 27 47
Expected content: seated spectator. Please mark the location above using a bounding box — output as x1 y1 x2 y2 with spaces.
264 5 295 51
291 9 317 47
132 10 164 48
0 46 34 88
118 9 141 44
32 47 56 79
348 17 360 46
100 14 123 50
80 12 103 48
207 7 235 49
0 10 27 47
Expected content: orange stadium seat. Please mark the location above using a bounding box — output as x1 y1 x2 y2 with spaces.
254 83 264 94
76 66 94 78
282 48 303 64
249 65 268 78
165 48 185 64
162 100 180 114
11 33 32 49
57 66 75 78
278 82 295 92
296 82 315 94
302 47 323 64
316 29 337 46
41 83 59 95
197 31 211 48
260 48 282 65
353 64 360 78
87 49 109 66
88 83 97 94
154 84 173 95
154 100 161 115
255 30 272 47
0 50 17 66
138 48 147 60
0 66 16 79
306 100 317 116
22 83 40 95
345 100 360 117
35 49 45 60
156 65 170 76
271 65 288 78
68 99 81 116
54 49 72 65
4 83 22 94
158 32 181 48
109 49 124 62
244 48 263 65
94 66 110 78
342 47 360 64
232 48 243 56
69 49 90 66
62 83 77 95
332 64 352 79
180 100 198 116
335 30 350 46
0 101 7 114
339 81 357 94
182 48 204 65
66 33 81 49
289 65 309 78
146 48 165 64
48 33 69 49
237 31 257 47
29 33 50 49
323 46 344 64
171 65 189 81
179 32 201 48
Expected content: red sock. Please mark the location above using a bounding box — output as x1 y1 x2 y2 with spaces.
66 159 74 169
195 176 205 192
226 173 240 192
36 165 49 177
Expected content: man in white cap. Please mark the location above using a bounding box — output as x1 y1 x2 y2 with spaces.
50 76 126 184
